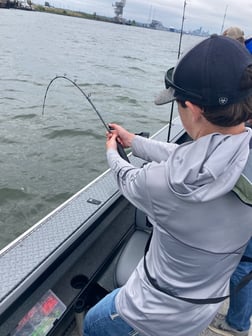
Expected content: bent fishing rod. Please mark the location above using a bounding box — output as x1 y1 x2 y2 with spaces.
42 75 129 162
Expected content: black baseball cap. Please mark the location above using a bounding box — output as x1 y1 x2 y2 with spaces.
155 35 252 107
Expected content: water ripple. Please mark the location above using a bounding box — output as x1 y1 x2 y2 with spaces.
0 136 20 144
42 191 73 203
128 66 145 73
12 113 37 119
123 55 142 61
0 187 33 204
43 128 100 139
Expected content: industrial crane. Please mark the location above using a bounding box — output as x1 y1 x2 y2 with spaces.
112 0 126 22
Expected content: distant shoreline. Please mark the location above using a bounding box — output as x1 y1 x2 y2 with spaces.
2 4 209 36
31 4 131 25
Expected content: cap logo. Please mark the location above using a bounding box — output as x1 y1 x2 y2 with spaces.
219 97 228 105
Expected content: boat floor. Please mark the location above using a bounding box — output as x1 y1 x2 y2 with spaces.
68 297 252 336
199 300 252 336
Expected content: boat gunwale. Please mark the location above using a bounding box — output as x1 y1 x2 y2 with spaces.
0 117 184 316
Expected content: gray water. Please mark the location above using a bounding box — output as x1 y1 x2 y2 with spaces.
0 9 202 249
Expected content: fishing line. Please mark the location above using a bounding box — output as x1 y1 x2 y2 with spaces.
167 0 187 142
42 75 129 162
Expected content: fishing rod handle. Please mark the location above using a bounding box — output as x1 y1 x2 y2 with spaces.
116 141 130 162
108 125 130 162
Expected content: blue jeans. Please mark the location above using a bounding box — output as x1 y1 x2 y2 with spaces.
226 238 252 331
83 288 141 336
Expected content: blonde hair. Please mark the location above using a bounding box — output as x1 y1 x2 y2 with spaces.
223 26 245 44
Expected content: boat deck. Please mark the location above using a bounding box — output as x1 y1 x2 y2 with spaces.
200 301 252 336
68 299 252 336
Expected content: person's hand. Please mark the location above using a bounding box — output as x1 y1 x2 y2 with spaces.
106 131 118 151
108 123 135 148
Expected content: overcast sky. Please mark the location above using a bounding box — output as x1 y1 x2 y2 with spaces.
33 0 252 36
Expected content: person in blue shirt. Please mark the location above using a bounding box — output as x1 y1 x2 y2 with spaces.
245 37 252 53
209 27 252 336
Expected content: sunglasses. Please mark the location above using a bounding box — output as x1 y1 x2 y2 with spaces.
165 67 203 100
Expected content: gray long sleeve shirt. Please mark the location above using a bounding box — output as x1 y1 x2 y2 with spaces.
107 129 252 336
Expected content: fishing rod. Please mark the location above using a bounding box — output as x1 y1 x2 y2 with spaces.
220 5 228 34
167 0 187 142
42 75 129 162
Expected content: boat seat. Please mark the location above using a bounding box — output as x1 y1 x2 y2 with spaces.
114 209 152 287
